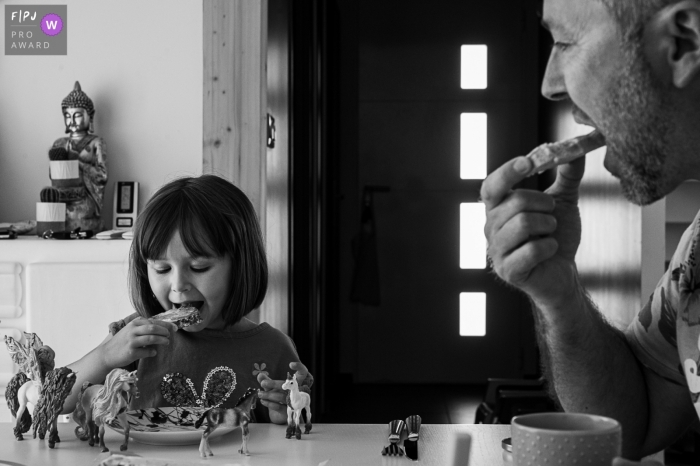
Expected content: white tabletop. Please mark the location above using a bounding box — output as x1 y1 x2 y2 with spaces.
0 422 510 466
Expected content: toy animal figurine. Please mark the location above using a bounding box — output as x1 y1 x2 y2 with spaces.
31 367 77 448
4 333 73 445
73 368 139 453
195 387 258 457
282 372 312 440
5 371 30 439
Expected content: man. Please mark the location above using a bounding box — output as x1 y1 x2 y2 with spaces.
481 0 700 463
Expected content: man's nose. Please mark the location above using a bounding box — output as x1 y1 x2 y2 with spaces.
541 51 568 101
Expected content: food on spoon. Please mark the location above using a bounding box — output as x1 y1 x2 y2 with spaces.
151 303 203 329
525 130 606 176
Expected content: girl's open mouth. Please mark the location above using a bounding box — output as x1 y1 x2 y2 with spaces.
173 301 204 310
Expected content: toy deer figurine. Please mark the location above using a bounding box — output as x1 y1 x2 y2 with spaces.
281 372 312 440
195 387 258 457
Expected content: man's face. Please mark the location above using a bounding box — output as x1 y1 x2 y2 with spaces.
63 107 90 135
541 0 677 205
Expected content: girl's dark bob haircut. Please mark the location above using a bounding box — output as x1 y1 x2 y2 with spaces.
128 174 268 327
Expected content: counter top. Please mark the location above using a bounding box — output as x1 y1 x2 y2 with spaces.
0 422 511 466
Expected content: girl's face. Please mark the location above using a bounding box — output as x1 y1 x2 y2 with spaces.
147 231 232 331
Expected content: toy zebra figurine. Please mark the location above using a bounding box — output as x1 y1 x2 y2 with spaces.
195 387 258 457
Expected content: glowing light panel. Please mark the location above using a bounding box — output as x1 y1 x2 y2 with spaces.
460 113 487 180
460 292 486 336
460 203 487 269
461 45 487 89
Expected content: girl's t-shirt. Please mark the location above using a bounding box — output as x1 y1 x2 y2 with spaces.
109 314 301 422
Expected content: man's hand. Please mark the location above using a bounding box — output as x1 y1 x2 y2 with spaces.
481 154 586 309
257 362 311 425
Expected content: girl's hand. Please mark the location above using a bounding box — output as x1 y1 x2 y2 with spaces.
100 317 175 369
257 362 312 425
612 458 663 466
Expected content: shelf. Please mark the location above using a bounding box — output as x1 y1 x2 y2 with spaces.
0 236 132 264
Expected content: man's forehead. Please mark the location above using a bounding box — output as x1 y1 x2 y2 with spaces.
542 0 609 34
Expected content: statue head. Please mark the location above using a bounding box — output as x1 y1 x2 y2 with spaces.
61 81 95 135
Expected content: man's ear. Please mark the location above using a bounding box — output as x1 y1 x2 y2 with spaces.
646 0 700 88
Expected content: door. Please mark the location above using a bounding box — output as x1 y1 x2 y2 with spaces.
337 0 543 384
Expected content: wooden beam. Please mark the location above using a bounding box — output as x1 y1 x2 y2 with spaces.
204 0 289 330
203 0 268 226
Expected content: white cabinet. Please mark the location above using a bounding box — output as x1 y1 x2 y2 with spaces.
0 237 131 422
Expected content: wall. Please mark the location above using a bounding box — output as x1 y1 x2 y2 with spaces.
0 0 203 228
666 181 700 263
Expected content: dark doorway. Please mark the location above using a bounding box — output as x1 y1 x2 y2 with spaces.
288 0 545 422
287 0 342 420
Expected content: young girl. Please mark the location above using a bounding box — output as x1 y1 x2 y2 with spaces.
62 175 310 424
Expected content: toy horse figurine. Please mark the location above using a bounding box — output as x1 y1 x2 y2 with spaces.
5 333 75 447
195 387 258 457
73 368 139 453
282 372 312 440
32 367 77 448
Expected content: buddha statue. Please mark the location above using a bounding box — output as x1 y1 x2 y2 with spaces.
49 81 107 232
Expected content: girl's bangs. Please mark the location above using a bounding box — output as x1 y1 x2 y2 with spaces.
177 210 224 259
140 198 227 260
137 205 178 261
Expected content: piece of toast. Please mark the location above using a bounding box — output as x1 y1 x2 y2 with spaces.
151 304 203 329
525 130 606 176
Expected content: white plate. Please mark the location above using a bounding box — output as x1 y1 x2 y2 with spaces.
108 407 235 446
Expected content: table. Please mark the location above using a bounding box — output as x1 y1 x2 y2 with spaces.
0 422 510 465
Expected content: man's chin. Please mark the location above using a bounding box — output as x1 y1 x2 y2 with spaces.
603 153 620 179
619 178 666 206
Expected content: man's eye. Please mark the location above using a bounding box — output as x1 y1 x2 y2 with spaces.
553 41 571 51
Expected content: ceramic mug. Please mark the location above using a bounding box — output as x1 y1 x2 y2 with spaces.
511 412 621 466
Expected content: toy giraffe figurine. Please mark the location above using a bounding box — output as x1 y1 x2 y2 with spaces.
4 333 77 448
73 368 139 453
195 387 259 457
281 372 312 440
